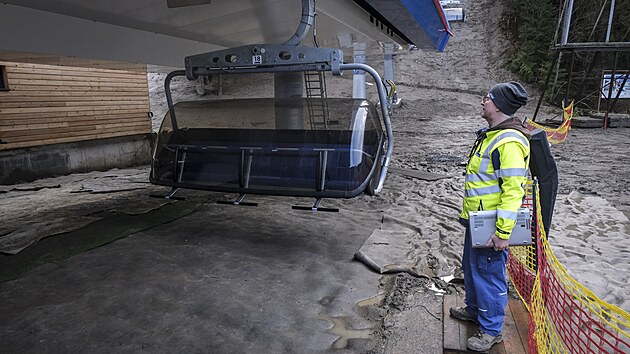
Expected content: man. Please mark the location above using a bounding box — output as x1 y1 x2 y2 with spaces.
450 81 531 352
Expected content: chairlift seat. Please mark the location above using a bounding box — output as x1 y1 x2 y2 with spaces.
151 98 385 198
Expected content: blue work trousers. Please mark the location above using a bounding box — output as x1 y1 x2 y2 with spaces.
460 218 508 336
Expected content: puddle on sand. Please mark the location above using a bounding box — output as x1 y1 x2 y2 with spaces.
318 315 373 350
356 293 386 308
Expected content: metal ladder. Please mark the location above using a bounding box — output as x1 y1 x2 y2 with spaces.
303 71 330 129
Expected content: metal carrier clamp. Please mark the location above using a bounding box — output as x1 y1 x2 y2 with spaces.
184 44 344 78
162 44 394 195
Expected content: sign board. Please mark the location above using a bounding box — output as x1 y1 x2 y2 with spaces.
601 73 630 99
439 0 461 7
443 8 465 22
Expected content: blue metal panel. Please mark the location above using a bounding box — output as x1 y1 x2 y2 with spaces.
356 0 451 52
400 0 451 52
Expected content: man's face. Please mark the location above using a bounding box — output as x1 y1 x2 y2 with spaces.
480 94 494 119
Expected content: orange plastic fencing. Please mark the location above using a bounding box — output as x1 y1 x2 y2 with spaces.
525 100 573 144
507 181 630 353
506 181 537 304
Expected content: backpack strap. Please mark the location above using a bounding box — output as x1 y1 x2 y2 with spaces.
492 149 502 188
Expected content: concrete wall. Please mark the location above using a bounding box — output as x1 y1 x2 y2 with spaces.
0 134 152 185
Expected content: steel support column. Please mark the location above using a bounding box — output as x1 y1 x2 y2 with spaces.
604 51 619 129
383 43 399 104
533 51 561 122
352 42 367 99
274 72 305 129
565 51 576 103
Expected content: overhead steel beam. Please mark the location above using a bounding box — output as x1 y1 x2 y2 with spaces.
0 4 223 67
352 0 451 51
0 0 450 67
553 42 630 51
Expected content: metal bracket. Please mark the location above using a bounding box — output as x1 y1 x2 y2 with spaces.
185 44 344 79
149 187 186 200
217 193 258 207
292 197 338 212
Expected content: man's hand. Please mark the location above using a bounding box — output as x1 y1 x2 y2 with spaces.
485 233 510 251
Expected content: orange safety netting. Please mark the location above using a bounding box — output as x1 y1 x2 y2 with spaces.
525 101 574 144
507 181 537 304
507 181 630 353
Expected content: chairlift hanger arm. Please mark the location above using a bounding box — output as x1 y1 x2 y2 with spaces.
175 43 393 194
338 62 393 193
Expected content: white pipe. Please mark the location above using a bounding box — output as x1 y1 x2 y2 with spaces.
605 0 616 42
352 42 367 99
560 0 574 45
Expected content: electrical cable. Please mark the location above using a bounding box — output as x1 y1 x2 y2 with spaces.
312 0 319 47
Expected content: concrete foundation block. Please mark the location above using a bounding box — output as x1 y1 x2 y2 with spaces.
0 134 152 185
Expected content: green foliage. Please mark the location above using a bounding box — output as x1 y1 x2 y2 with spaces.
504 0 560 85
503 0 630 107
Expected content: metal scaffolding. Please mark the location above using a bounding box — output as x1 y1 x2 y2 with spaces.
533 0 629 128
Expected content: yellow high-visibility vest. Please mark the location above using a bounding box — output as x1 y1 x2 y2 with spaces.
461 128 530 239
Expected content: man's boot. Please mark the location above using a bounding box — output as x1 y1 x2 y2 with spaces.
467 330 503 352
449 306 479 324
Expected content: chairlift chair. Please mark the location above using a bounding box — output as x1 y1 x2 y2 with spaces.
150 44 394 201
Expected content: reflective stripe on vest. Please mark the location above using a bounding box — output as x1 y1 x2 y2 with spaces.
496 167 528 178
464 184 502 197
465 172 496 183
465 164 528 183
497 209 518 221
478 132 530 173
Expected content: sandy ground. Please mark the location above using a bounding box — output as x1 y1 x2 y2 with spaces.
1 0 629 351
144 0 630 327
374 0 630 314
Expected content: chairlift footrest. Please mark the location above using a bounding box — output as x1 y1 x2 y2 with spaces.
291 205 339 212
149 194 186 201
216 200 258 207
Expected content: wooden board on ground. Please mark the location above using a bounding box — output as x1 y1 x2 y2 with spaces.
443 293 528 353
388 166 450 181
572 115 630 128
571 116 605 128
507 296 530 353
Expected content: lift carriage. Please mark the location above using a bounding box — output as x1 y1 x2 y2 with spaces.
150 44 394 204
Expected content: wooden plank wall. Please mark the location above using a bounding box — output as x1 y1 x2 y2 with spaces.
0 61 151 150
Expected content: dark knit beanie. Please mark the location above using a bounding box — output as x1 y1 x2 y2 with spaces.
489 81 528 116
